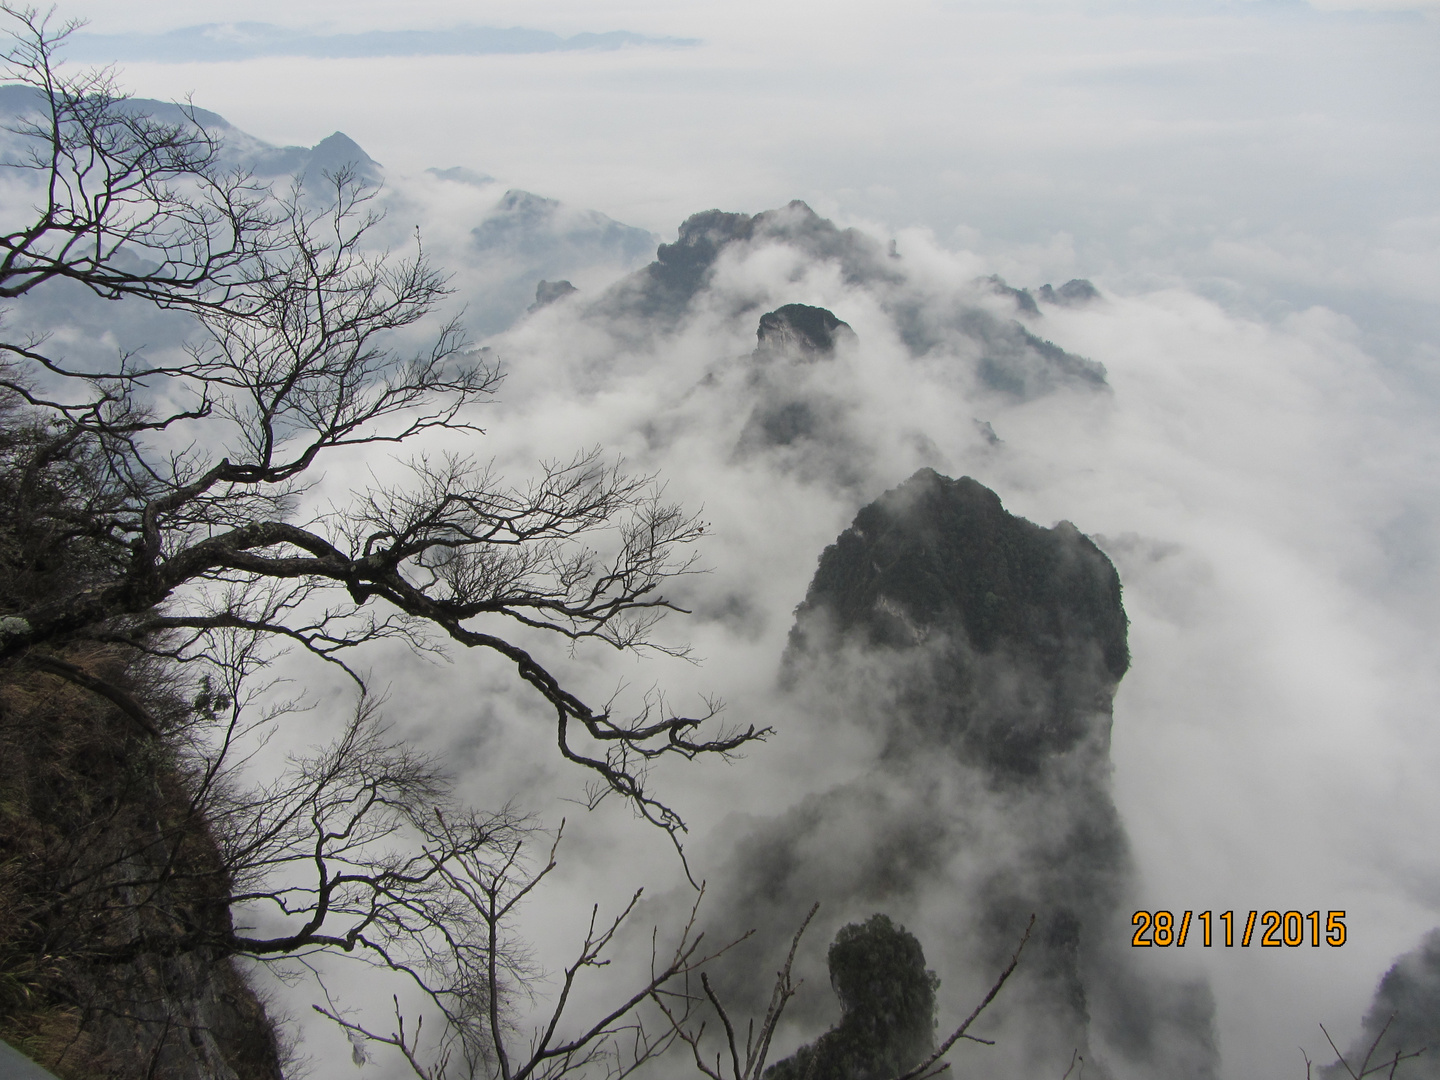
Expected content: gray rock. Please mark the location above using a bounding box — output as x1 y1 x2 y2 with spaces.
754 304 856 363
598 201 897 324
1037 280 1102 307
530 279 578 311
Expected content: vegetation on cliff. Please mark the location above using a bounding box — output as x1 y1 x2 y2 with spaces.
763 915 939 1080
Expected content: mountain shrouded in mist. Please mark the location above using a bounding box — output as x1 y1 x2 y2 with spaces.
585 201 1107 398
1330 932 1440 1080
692 469 1215 1080
490 188 1435 1077
785 467 1130 774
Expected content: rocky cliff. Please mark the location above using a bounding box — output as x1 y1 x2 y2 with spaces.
0 413 284 1079
0 655 286 1080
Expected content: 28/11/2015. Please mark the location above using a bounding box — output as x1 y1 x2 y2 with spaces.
1131 910 1347 947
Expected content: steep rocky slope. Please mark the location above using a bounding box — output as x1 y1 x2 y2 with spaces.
0 657 286 1080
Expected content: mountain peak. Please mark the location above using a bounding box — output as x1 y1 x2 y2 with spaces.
755 304 855 362
788 468 1131 770
800 468 1129 666
302 131 380 181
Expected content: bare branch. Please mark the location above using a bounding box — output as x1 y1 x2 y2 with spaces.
0 63 763 831
1318 1017 1426 1080
671 908 1028 1080
890 915 1033 1080
26 650 160 736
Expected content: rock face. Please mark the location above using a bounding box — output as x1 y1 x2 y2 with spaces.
0 661 285 1080
702 471 1216 1080
0 419 284 1079
788 470 1129 773
755 304 856 363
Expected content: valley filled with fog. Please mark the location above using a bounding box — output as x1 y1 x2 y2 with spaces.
4 3 1439 1078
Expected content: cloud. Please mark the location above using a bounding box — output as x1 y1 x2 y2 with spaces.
7 105 1434 1065
64 22 700 63
370 197 1439 1080
8 10 1438 1073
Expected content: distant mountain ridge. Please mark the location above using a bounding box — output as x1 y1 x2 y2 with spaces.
0 85 659 336
0 84 381 185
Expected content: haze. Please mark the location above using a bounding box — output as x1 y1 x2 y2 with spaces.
30 2 1440 1078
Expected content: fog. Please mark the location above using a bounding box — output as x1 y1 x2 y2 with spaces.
8 2 1440 1078
425 201 1440 1080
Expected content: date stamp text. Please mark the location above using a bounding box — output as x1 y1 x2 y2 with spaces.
1131 910 1347 947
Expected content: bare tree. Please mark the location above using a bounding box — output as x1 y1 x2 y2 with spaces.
305 792 736 1080
0 6 276 305
0 4 765 848
0 9 768 1075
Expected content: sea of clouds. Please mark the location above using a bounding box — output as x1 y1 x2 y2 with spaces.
5 1 1439 1076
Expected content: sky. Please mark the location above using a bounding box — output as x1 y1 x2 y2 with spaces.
12 2 1440 1078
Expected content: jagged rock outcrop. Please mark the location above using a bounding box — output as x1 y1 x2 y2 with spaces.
598 202 898 324
699 470 1216 1080
530 279 578 311
754 304 856 363
736 304 858 466
787 469 1129 772
1038 280 1101 307
765 915 938 1080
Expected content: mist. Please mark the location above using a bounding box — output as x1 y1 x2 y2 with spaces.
411 197 1437 1080
4 2 1439 1078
